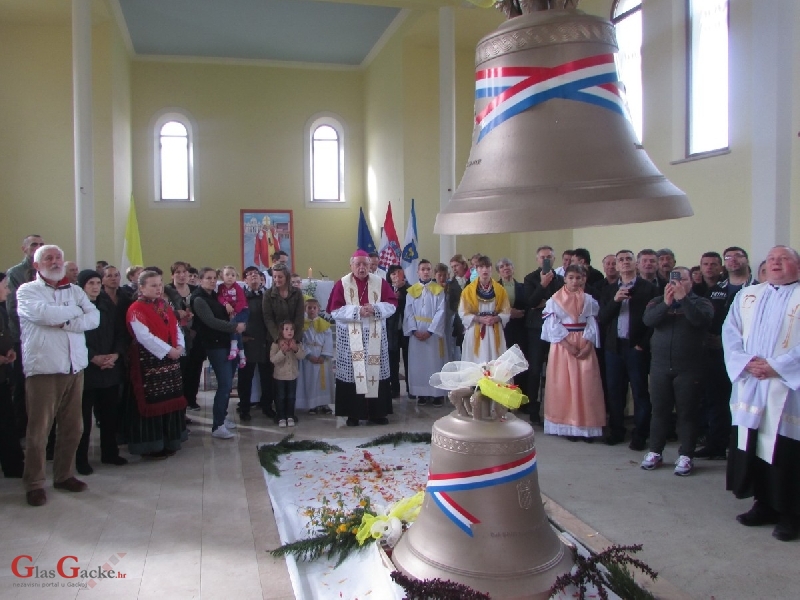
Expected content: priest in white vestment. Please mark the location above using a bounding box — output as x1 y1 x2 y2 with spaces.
326 250 397 426
403 260 447 406
722 245 800 542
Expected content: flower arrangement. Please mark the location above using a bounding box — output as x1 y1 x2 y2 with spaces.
549 544 658 600
269 488 424 567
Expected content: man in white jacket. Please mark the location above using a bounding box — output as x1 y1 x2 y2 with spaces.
16 245 99 507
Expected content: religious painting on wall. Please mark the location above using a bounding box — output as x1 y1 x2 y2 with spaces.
240 210 294 273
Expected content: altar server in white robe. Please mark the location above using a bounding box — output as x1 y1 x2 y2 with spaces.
403 260 447 407
297 298 334 414
723 245 800 542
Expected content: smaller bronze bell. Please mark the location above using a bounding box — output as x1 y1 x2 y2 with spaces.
392 389 573 599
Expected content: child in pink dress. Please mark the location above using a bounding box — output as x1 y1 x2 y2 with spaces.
217 266 249 368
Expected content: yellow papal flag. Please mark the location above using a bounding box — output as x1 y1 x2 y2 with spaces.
120 196 143 272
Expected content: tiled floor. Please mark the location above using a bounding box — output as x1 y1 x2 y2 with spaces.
0 392 440 600
0 391 796 599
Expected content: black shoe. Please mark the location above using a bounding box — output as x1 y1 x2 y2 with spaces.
262 408 277 419
76 462 93 476
628 438 647 451
185 417 193 425
187 403 201 411
694 446 727 460
240 413 252 422
772 517 800 541
432 397 444 407
369 417 389 425
604 435 624 446
416 397 428 406
101 456 128 466
565 436 580 442
408 394 417 400
737 501 780 527
530 416 542 426
346 418 360 427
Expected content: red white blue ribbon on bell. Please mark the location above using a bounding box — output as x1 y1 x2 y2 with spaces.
474 53 629 142
427 451 537 536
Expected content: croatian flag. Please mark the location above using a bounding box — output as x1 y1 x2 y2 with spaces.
378 203 401 270
427 451 537 536
474 53 630 142
401 199 419 285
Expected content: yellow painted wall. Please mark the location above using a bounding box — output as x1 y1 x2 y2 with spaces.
130 61 365 277
0 13 126 270
572 0 756 268
364 15 410 239
110 18 133 268
0 23 75 267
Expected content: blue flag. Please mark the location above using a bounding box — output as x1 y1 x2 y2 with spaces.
357 207 376 253
402 199 419 284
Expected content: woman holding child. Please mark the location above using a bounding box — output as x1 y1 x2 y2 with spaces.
190 267 245 439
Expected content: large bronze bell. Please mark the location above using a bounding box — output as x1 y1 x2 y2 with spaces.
392 389 573 599
434 6 692 234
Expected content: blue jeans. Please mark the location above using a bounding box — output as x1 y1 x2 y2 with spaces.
605 343 651 442
230 309 250 349
275 379 297 421
206 347 237 429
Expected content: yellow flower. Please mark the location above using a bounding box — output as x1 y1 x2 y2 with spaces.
337 524 348 534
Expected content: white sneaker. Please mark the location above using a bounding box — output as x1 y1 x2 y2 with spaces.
211 425 234 439
640 452 663 470
278 419 287 428
224 419 237 430
674 455 693 476
287 418 295 427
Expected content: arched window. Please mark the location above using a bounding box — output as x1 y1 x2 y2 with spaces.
612 0 643 143
305 114 346 206
687 0 729 156
153 110 195 202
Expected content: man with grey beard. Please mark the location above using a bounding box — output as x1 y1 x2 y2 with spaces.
16 245 99 506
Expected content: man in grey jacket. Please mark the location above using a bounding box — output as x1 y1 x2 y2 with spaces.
16 245 99 506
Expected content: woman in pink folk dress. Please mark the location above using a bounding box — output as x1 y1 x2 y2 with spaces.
541 264 606 441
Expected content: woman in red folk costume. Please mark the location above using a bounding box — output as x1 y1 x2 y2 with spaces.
124 270 187 459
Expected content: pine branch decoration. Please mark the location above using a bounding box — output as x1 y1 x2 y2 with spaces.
390 570 492 600
257 435 344 476
357 432 432 448
549 544 657 600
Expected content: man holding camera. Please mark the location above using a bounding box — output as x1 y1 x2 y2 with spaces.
598 250 659 449
639 267 713 475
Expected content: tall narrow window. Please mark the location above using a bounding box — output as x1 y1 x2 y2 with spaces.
305 113 346 206
687 0 729 156
612 0 643 142
312 125 340 201
153 110 195 202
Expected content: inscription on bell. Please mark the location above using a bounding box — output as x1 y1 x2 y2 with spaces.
518 478 533 509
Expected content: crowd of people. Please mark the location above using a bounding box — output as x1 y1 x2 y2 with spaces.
0 235 798 542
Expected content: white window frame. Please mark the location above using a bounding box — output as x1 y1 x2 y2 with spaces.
611 0 643 144
304 112 347 208
686 0 729 158
152 109 196 202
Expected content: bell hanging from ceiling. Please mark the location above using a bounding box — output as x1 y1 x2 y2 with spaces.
392 389 573 599
434 3 692 235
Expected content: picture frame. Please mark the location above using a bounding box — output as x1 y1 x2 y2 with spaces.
240 209 294 274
